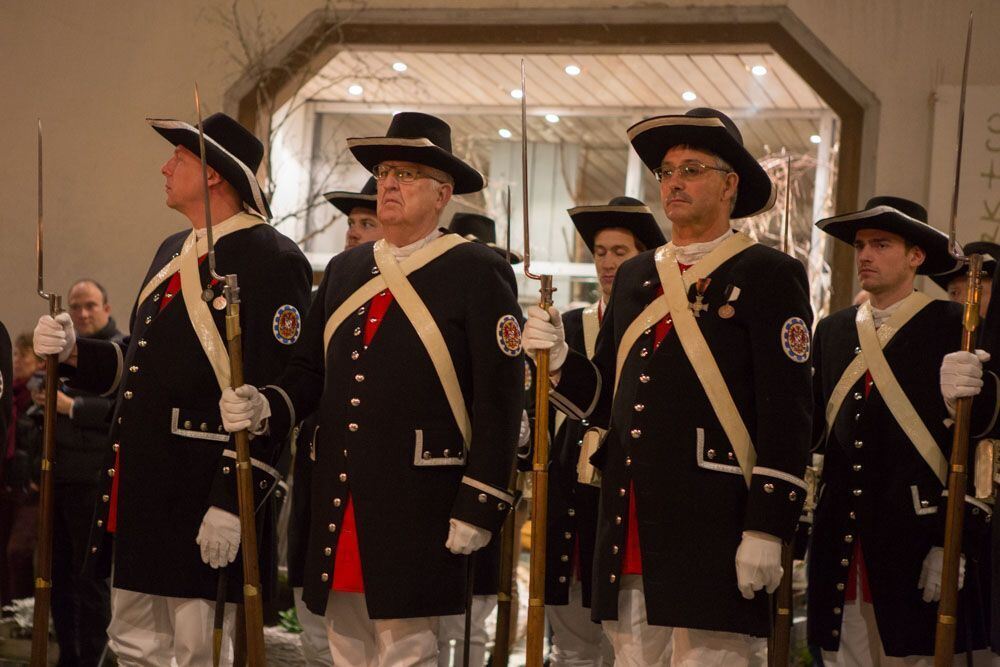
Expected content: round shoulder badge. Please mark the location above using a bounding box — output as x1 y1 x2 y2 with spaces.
273 305 301 345
781 316 810 363
497 314 522 357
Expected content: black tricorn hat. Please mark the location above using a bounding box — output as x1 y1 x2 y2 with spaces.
148 112 270 219
448 212 522 264
323 177 378 216
816 196 961 275
347 112 485 195
626 108 775 219
929 241 1000 290
567 196 667 253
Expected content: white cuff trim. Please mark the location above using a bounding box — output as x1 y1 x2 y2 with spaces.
461 476 514 504
265 384 294 429
752 466 808 491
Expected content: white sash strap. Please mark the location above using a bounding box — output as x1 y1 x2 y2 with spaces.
614 232 754 393
656 242 756 486
825 291 933 438
855 298 948 485
138 213 265 391
322 234 467 358
373 240 472 447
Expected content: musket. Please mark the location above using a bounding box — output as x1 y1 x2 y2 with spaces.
934 13 982 666
194 84 267 667
521 59 557 667
29 119 61 667
769 154 795 667
492 185 519 667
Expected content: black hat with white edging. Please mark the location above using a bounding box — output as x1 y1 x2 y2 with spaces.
323 177 378 216
568 196 667 252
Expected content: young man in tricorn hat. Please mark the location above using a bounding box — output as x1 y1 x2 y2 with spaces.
809 197 997 665
32 111 312 664
537 195 664 665
220 111 523 665
325 176 383 251
524 107 813 665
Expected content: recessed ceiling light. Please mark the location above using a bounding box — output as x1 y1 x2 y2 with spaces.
564 64 581 76
751 64 767 76
498 128 513 139
681 91 697 102
810 134 822 144
392 62 408 72
510 89 524 99
348 84 364 96
545 113 560 124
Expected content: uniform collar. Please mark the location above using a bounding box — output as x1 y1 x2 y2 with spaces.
666 228 735 266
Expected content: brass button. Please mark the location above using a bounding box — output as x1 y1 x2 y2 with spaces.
498 502 505 510
97 519 103 527
223 466 231 475
764 483 774 493
854 392 863 400
259 480 267 489
844 535 853 544
625 457 632 467
107 468 115 478
353 327 362 336
561 555 569 562
853 464 862 472
832 630 840 637
184 420 192 429
836 583 845 591
333 498 342 507
200 423 208 432
614 515 622 525
355 374 365 383
351 351 360 361
138 339 147 347
145 316 152 325
91 546 98 553
618 488 626 497
350 398 361 407
707 449 717 460
639 348 649 358
339 473 347 482
328 523 337 533
559 576 567 583
113 443 120 452
567 508 575 516
612 545 619 554
478 493 488 503
920 499 929 508
639 374 650 383
348 423 359 432
102 494 109 502
422 451 431 460
357 307 366 316
854 440 863 448
852 488 862 497
630 429 641 439
321 573 329 582
841 558 849 567
833 607 842 615
789 491 797 501
324 547 332 556
564 532 572 540
443 449 450 457
153 294 161 302
124 391 134 400
129 365 138 373
634 404 645 412
609 574 617 583
849 511 856 520
853 346 860 354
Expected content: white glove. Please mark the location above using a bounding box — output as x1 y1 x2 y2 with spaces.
445 518 492 555
941 350 990 416
33 313 76 362
195 506 241 569
517 409 531 459
917 546 965 603
735 530 783 599
522 305 569 372
220 385 268 433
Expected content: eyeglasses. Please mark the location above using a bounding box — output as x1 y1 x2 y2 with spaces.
372 164 447 184
653 161 731 183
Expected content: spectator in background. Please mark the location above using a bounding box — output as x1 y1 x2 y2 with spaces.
0 333 42 608
41 279 121 666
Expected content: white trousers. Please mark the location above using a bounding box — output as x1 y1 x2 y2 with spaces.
547 580 613 666
822 593 1000 667
324 590 439 666
602 575 764 667
295 587 333 666
107 587 235 666
436 594 496 667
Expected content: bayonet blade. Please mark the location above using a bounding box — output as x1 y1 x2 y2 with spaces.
37 119 45 299
194 83 223 282
948 12 974 258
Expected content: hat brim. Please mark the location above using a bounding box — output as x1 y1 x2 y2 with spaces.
567 205 667 252
928 241 1000 289
148 119 271 219
322 191 377 217
347 137 485 195
816 206 961 275
627 117 775 218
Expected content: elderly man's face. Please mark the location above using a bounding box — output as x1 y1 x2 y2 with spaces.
376 161 452 229
345 206 382 250
68 281 111 336
659 146 738 227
